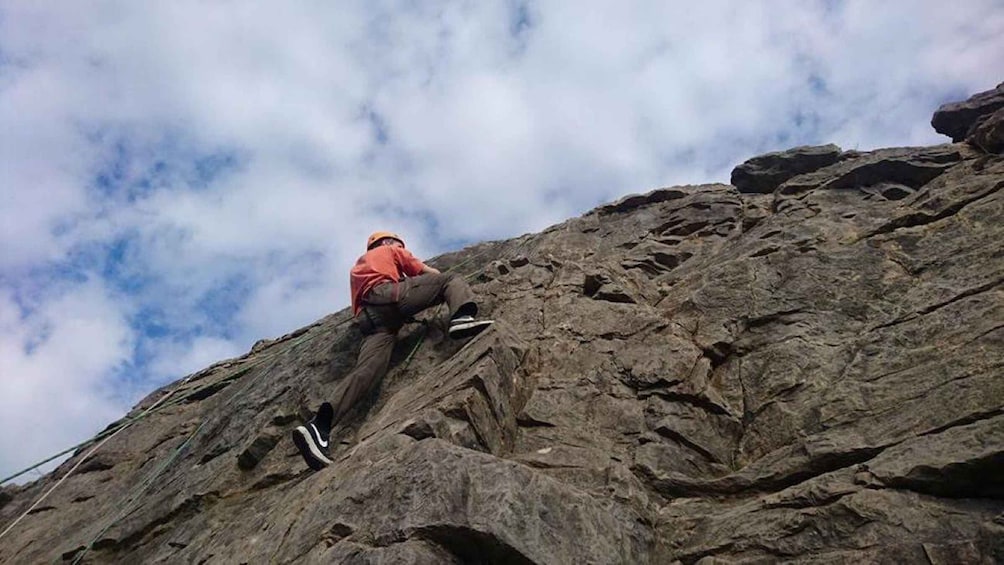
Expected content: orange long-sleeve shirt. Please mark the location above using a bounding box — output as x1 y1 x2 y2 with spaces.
349 245 425 315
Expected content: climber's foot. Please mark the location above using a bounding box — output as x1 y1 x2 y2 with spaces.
292 402 333 471
448 316 493 340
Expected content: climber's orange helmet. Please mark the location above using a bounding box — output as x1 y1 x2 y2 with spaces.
366 231 405 250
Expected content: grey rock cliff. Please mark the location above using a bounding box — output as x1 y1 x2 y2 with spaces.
932 81 1004 146
2 86 1003 564
730 144 842 194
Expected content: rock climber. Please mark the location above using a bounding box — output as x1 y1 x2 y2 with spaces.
292 231 493 470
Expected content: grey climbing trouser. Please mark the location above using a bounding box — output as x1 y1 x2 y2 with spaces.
331 272 477 426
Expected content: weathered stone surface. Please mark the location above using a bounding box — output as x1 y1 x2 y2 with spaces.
932 81 1004 142
0 487 15 512
236 430 282 470
731 144 842 194
971 106 1004 153
2 88 1003 564
774 144 967 206
864 414 1004 498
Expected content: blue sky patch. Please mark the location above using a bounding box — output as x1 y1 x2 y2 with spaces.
88 127 245 205
194 273 254 339
807 74 828 96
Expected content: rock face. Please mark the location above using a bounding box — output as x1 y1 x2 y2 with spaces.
730 144 843 194
2 89 1003 564
972 107 1004 154
932 81 1004 147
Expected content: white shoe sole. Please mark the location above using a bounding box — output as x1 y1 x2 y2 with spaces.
292 426 333 470
448 319 494 339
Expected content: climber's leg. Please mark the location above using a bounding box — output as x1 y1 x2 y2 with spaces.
292 327 395 471
396 273 492 339
329 328 396 427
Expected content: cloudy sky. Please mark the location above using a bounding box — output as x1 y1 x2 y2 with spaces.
1 1 1002 483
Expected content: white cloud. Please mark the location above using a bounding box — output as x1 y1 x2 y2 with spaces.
1 0 1003 481
0 279 133 480
146 335 243 385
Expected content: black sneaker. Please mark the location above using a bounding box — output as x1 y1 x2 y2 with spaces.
292 402 334 470
448 315 494 339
